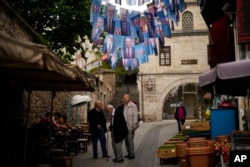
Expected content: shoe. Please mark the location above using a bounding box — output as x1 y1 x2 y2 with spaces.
94 156 98 159
103 155 111 158
128 156 135 159
124 154 130 158
112 158 117 161
113 159 124 163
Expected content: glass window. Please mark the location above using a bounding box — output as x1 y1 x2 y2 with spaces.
159 46 171 66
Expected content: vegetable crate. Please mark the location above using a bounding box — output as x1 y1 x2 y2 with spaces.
157 147 176 159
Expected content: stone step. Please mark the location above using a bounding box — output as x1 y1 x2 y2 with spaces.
104 83 139 121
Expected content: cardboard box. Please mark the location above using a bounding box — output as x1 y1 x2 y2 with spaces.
190 121 210 131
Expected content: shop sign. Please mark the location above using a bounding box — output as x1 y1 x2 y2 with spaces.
181 59 197 65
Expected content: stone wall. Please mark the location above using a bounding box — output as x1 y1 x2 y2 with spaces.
23 70 116 127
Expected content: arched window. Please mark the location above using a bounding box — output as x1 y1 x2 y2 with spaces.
182 11 193 32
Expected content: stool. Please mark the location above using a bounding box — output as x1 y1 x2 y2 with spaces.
50 156 73 167
67 141 78 155
83 132 91 145
50 149 65 157
77 138 88 152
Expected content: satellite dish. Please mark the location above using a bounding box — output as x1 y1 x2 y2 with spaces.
71 95 91 107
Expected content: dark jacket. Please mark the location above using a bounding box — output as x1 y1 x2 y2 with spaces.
110 104 128 143
88 108 107 134
174 106 187 121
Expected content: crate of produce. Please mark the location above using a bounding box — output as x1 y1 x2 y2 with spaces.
190 121 210 131
157 145 176 159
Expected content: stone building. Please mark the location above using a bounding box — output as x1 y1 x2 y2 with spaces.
137 0 210 121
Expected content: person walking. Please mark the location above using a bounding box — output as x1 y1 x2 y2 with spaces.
122 94 139 159
174 101 187 133
87 100 109 159
106 104 128 163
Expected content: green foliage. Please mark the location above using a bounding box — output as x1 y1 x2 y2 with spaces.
8 0 92 63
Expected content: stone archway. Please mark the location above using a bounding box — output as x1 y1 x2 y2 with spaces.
158 77 199 120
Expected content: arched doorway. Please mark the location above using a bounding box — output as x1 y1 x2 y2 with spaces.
162 83 206 120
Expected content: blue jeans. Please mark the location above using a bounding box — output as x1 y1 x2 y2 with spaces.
92 128 107 158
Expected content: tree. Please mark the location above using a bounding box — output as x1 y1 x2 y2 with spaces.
8 0 92 63
8 0 138 81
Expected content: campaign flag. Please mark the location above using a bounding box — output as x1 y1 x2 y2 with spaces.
130 13 145 44
153 0 160 7
178 0 187 13
135 44 149 64
144 12 156 38
91 16 104 44
113 35 125 58
90 0 102 25
149 38 158 55
126 0 136 6
114 19 122 35
142 32 151 56
168 0 179 25
120 8 131 36
104 3 117 19
114 0 121 5
108 52 119 69
163 0 170 7
138 0 150 6
157 10 171 38
156 25 165 47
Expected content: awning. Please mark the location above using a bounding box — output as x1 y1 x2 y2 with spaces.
0 32 95 91
201 0 227 27
199 59 250 96
200 0 236 28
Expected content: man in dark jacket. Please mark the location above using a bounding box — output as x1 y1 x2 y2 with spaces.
106 104 128 163
88 100 108 159
175 101 187 132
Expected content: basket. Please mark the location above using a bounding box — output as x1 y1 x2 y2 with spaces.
176 142 187 157
187 139 208 147
207 140 216 167
188 137 206 141
186 146 210 167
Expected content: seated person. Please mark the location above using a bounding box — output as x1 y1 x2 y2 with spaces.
39 112 58 128
58 114 72 132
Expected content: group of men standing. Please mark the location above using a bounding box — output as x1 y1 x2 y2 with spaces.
87 94 139 163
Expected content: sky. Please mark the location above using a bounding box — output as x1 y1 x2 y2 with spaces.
102 0 153 12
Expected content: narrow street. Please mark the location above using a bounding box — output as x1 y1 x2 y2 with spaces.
72 120 179 167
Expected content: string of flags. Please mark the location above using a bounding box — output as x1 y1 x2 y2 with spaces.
90 0 186 71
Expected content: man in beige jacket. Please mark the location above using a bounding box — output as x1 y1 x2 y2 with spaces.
122 94 139 159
